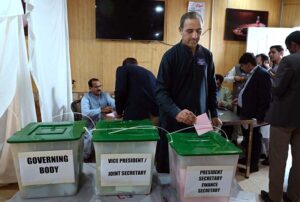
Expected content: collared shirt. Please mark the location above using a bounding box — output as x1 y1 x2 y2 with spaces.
224 64 250 99
238 66 258 107
272 64 279 73
217 86 233 110
81 91 115 122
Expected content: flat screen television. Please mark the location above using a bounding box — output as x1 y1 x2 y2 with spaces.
96 0 165 41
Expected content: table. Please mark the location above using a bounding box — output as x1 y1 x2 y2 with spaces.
8 164 163 202
218 109 255 178
8 164 252 202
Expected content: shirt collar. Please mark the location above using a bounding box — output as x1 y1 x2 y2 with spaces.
179 41 200 55
89 91 101 98
249 65 259 74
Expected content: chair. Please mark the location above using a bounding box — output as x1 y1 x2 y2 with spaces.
71 99 82 121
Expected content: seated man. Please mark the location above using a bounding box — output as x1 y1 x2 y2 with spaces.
81 78 115 123
114 58 158 122
216 74 235 142
216 74 233 111
81 78 115 161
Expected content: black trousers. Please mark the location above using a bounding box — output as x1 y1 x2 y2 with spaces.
241 126 262 167
221 125 234 143
155 131 170 173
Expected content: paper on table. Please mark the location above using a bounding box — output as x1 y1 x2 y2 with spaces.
229 191 256 202
193 113 213 136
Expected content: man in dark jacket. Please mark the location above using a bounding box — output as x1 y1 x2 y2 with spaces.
237 52 272 173
261 31 300 202
115 58 158 121
155 11 221 173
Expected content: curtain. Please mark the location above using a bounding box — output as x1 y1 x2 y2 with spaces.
27 0 73 122
0 0 22 119
0 0 37 184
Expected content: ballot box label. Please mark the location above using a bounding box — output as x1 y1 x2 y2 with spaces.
184 165 235 197
100 153 152 186
18 150 75 186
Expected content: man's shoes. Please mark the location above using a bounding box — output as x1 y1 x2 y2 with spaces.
261 157 269 166
261 190 273 202
283 192 292 202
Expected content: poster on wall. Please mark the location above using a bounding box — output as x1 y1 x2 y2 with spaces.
188 1 205 23
224 8 268 41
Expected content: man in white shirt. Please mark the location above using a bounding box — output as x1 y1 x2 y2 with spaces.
81 78 115 161
224 64 250 99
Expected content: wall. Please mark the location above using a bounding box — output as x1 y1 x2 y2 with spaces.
281 0 300 27
211 0 281 75
68 0 283 92
68 0 212 92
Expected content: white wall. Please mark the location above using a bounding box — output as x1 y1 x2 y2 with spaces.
246 27 300 56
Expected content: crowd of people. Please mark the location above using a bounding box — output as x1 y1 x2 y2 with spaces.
78 11 300 202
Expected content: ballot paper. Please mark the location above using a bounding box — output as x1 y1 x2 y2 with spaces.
193 113 213 136
105 112 116 118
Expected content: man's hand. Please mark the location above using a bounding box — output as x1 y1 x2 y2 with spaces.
211 117 222 127
234 76 245 82
101 106 113 113
175 109 196 125
232 98 238 105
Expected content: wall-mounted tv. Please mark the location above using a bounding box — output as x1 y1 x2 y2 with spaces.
96 0 165 41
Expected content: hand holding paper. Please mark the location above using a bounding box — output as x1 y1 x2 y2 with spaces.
176 109 196 125
193 113 213 136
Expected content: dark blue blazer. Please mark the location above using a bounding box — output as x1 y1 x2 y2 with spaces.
114 65 158 120
240 66 272 122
